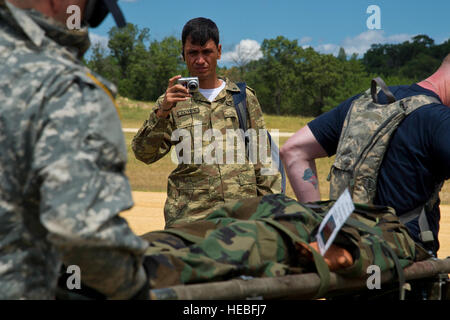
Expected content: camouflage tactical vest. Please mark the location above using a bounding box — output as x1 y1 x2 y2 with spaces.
329 77 440 204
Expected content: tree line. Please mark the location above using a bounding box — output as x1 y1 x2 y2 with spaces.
86 24 450 116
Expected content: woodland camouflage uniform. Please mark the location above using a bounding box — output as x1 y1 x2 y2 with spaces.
141 194 418 295
132 78 281 227
0 1 148 299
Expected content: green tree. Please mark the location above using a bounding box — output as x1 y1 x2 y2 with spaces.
248 36 302 115
106 23 150 97
322 59 370 113
108 24 149 77
337 47 347 61
147 36 187 101
87 43 121 86
298 49 343 116
362 34 447 81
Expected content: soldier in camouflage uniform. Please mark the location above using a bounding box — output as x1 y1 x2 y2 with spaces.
132 18 281 228
141 194 418 296
0 0 149 299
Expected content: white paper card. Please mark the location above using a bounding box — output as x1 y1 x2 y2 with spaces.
316 188 355 256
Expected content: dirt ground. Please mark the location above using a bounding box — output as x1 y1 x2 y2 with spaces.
121 191 450 259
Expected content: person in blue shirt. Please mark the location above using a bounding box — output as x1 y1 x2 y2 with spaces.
281 54 450 256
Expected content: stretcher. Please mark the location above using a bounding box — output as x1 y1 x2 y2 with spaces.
150 257 450 300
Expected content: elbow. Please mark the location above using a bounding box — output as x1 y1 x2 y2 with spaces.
280 140 316 172
280 141 302 168
131 139 152 165
279 144 289 166
133 152 154 165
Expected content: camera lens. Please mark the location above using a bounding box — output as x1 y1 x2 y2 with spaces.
188 80 198 91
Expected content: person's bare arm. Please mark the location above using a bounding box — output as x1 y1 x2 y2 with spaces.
280 125 328 202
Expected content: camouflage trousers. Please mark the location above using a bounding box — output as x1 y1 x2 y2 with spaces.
141 194 417 289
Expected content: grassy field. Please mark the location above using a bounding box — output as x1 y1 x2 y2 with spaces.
119 98 449 204
125 133 334 200
117 96 314 131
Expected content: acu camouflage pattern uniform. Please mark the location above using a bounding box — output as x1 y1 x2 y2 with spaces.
0 2 148 299
132 78 281 227
141 194 418 295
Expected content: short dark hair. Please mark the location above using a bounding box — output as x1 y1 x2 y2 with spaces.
181 17 219 56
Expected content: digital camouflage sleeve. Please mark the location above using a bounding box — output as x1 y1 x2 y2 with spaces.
0 1 148 299
132 78 281 226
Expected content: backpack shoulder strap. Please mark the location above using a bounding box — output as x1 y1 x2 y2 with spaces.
232 82 287 194
233 82 248 132
329 77 440 203
371 77 396 103
399 181 444 252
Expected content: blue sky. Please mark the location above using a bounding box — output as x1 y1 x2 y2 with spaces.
89 0 450 66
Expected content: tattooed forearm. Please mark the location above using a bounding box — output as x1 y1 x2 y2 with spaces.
302 168 318 189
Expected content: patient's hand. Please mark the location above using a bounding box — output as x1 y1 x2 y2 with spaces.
297 242 354 271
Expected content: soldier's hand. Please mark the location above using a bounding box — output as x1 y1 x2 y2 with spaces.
297 242 354 271
157 75 191 118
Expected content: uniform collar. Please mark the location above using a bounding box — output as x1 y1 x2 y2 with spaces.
2 1 90 58
223 77 241 93
3 1 45 47
191 77 241 103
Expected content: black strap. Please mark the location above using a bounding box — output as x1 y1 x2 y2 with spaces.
371 77 396 104
234 82 248 132
233 83 250 157
232 83 287 194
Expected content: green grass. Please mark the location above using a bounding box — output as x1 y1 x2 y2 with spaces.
263 114 314 132
117 96 313 132
125 132 177 193
125 133 334 200
119 97 449 204
117 97 155 129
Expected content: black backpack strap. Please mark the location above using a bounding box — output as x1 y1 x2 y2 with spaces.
233 82 249 133
371 77 396 104
232 82 286 194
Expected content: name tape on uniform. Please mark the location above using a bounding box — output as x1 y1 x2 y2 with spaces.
316 188 355 256
177 108 200 117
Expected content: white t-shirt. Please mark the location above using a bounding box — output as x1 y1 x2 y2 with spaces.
199 80 226 102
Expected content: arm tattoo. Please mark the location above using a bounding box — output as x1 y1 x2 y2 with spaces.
302 168 318 189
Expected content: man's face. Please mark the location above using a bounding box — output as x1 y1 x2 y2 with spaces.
183 37 222 81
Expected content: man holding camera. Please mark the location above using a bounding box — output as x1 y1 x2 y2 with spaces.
0 0 149 299
132 17 281 227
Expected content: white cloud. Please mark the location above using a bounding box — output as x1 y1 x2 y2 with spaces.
221 39 263 66
299 36 312 45
341 30 412 56
315 30 413 57
89 33 109 49
315 43 340 56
